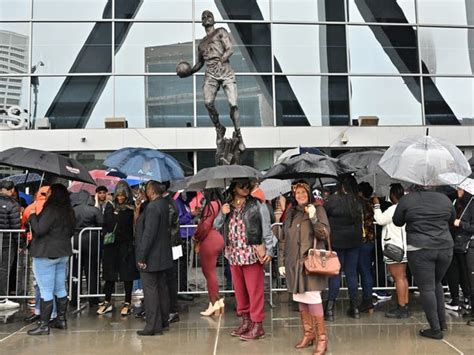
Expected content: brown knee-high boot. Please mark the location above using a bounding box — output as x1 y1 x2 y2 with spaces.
313 315 328 355
295 310 314 348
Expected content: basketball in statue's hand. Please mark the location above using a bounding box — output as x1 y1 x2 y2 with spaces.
176 61 191 77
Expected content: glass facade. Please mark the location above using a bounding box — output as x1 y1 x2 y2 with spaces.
1 0 473 130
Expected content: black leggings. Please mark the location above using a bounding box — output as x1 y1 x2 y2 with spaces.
104 281 133 304
445 253 471 301
408 248 453 331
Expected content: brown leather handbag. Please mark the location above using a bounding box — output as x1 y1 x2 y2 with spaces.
304 232 340 276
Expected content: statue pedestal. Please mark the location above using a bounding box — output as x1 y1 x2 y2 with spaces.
215 131 244 165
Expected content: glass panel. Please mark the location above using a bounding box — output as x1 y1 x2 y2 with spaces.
194 23 272 73
0 0 31 20
32 23 112 74
167 151 194 176
196 75 273 127
273 24 347 74
0 76 29 122
350 76 422 125
197 149 273 170
424 77 473 125
117 0 190 20
276 76 349 126
195 0 270 21
419 27 474 75
348 0 416 24
272 0 345 22
71 152 109 171
34 76 113 129
0 23 30 74
145 75 194 127
115 23 193 74
348 25 419 74
33 0 110 19
418 0 473 25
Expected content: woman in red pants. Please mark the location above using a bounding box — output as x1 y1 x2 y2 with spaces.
193 189 225 316
214 179 273 341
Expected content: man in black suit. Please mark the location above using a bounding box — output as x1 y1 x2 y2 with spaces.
135 180 173 336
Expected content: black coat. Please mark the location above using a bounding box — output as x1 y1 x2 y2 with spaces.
0 193 21 230
135 197 173 272
72 190 103 230
393 191 455 250
28 205 74 258
324 194 364 249
102 203 139 281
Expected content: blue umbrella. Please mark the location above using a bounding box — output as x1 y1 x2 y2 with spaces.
104 148 184 182
1 173 42 185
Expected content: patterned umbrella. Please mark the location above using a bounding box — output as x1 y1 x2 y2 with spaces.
68 170 121 194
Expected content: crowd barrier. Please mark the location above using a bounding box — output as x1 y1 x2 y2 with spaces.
1 223 420 309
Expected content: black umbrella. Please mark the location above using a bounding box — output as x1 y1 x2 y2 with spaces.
186 165 262 191
0 147 95 184
264 153 355 180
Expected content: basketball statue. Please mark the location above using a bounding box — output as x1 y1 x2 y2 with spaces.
176 10 245 165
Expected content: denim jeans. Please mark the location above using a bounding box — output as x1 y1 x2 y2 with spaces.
328 247 360 301
33 256 69 302
358 242 375 300
408 248 452 331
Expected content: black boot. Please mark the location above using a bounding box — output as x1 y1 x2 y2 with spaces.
324 300 335 322
347 300 360 319
24 313 40 323
359 298 374 313
50 296 68 330
28 299 53 336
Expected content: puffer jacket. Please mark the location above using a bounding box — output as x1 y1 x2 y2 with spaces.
0 193 21 231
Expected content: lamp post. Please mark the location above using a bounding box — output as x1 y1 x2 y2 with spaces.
30 61 44 128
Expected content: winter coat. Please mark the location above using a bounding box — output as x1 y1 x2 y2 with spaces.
102 203 139 281
0 193 21 231
324 194 363 249
393 191 455 250
278 204 330 294
135 197 173 272
28 205 74 258
373 204 407 260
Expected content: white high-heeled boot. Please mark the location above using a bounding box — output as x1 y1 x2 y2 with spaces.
200 301 221 316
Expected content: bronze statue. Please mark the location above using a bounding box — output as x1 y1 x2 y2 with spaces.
177 10 245 165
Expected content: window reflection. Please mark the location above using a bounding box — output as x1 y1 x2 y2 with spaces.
145 75 193 128
0 24 29 75
424 77 473 125
0 0 30 20
348 25 419 74
196 75 273 127
34 76 113 129
273 24 347 74
348 0 416 24
272 0 345 22
419 27 474 75
116 23 193 74
33 0 110 19
32 22 112 74
350 76 422 125
116 0 192 20
0 76 29 113
276 76 349 126
417 0 473 26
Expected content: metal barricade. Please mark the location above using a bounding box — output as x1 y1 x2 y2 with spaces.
0 229 29 300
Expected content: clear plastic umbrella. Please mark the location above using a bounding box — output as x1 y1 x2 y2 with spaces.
378 136 471 186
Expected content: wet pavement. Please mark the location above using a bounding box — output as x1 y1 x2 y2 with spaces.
1 293 473 355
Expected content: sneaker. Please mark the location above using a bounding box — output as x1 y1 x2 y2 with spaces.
0 299 20 310
133 289 144 298
445 300 460 311
120 302 132 316
97 301 112 315
373 292 392 301
463 298 471 311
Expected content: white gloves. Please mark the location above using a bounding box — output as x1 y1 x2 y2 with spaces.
306 204 316 219
278 266 286 277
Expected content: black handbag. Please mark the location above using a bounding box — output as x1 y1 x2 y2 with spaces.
453 234 472 254
383 229 405 263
